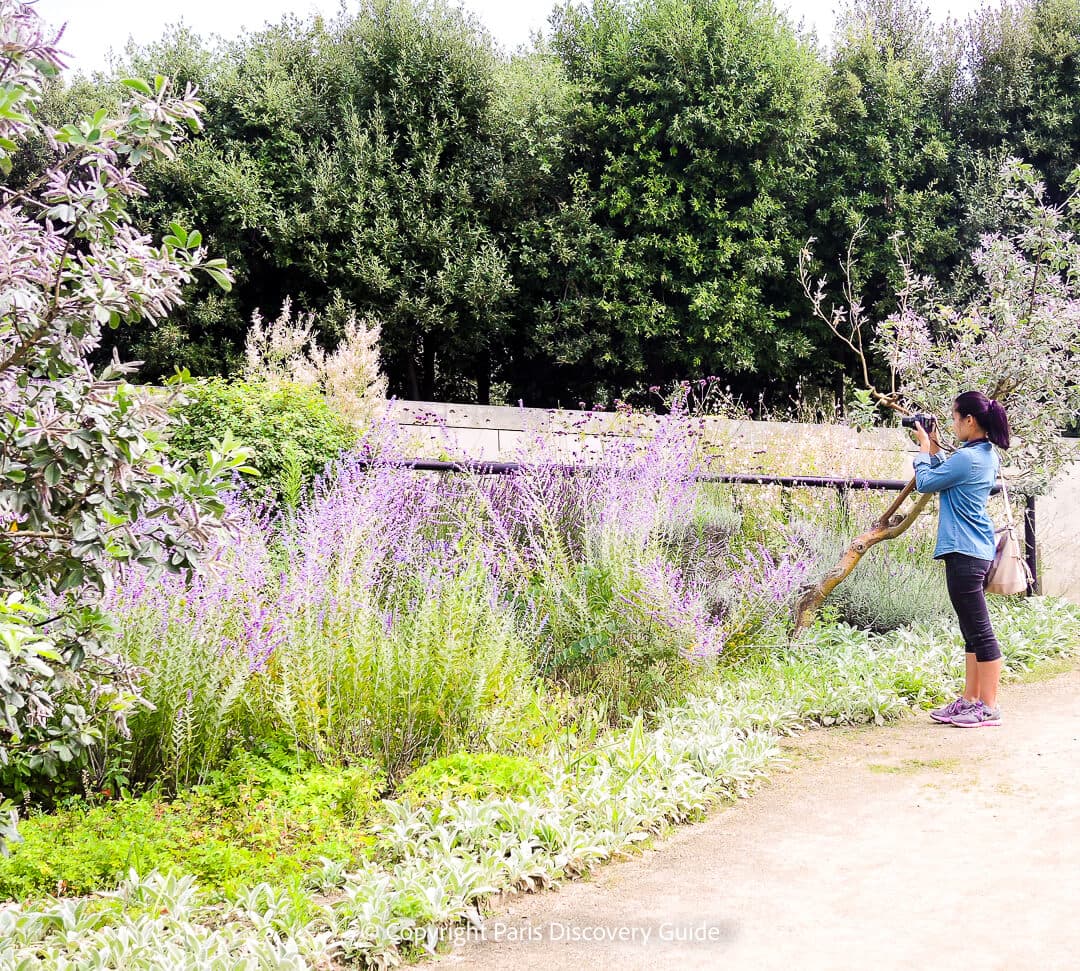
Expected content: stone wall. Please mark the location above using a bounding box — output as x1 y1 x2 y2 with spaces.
389 400 1080 604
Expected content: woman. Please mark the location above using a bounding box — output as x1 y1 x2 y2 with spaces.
911 391 1011 728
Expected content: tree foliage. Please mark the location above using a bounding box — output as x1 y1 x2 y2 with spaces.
810 0 960 325
542 0 827 398
956 0 1080 200
19 0 1080 421
107 3 520 402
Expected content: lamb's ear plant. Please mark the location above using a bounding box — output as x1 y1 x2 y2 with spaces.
0 1 250 838
0 596 1075 967
794 158 1080 632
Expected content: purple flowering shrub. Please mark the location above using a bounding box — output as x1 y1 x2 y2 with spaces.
100 495 275 790
101 410 747 782
708 543 816 651
106 445 534 783
479 414 731 722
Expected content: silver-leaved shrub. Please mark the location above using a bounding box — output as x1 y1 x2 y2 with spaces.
0 2 252 846
803 158 1080 493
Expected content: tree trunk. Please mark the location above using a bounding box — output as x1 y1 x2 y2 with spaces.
421 341 435 401
476 357 491 406
792 477 933 636
405 350 420 401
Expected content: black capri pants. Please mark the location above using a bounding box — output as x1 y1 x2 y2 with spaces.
942 552 1002 663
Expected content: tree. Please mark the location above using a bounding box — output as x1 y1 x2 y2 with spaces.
486 48 598 405
544 0 827 400
794 158 1080 632
0 1 249 847
956 0 1080 203
109 3 520 402
304 2 516 402
808 0 962 347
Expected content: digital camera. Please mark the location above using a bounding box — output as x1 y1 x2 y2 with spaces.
901 413 936 432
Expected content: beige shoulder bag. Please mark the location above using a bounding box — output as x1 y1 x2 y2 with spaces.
985 448 1032 596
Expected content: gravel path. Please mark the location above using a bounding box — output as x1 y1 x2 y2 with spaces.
423 661 1080 971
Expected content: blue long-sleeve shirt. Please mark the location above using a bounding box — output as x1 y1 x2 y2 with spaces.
912 440 999 561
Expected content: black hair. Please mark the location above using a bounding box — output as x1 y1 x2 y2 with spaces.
954 390 1010 449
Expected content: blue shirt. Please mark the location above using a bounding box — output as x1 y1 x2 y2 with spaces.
912 440 999 561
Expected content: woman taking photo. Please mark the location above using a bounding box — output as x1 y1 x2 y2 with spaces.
911 391 1011 728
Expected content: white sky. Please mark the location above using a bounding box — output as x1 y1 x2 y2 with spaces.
39 0 990 75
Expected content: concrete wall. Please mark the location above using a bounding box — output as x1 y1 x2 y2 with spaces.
391 400 917 477
389 401 1080 604
1039 449 1080 603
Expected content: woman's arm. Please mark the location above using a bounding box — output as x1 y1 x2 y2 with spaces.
913 450 972 494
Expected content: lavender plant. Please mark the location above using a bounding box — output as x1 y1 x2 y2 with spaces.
101 498 274 789
0 2 249 837
105 451 536 784
788 520 950 632
476 414 727 722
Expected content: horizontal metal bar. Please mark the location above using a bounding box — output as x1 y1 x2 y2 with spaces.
697 472 912 490
362 458 1006 495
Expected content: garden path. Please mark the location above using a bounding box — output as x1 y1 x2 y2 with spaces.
425 661 1080 971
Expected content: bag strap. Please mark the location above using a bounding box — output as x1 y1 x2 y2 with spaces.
992 444 1017 532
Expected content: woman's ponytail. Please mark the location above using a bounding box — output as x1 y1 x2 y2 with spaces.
985 399 1011 449
955 390 1011 449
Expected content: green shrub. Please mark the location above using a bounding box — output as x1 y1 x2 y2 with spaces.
831 546 951 633
168 378 357 505
397 752 547 803
0 748 385 901
659 486 743 581
527 556 705 725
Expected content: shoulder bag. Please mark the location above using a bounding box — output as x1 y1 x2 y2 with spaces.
984 448 1033 596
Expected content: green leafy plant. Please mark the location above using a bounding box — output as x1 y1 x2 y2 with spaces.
0 4 251 843
167 377 357 506
0 597 1075 966
0 748 385 900
789 518 951 632
397 752 547 804
261 555 534 781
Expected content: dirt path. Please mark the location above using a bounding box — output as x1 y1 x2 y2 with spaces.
424 662 1080 971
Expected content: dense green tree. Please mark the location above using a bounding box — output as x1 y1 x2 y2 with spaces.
108 5 520 401
807 0 961 332
956 0 1080 201
297 4 516 401
540 0 827 401
20 0 1078 411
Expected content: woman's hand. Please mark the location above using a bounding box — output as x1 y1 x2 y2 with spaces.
913 420 942 454
913 420 933 452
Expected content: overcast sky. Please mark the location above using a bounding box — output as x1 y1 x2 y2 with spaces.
39 0 988 75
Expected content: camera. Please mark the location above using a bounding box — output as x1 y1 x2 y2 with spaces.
901 413 936 432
